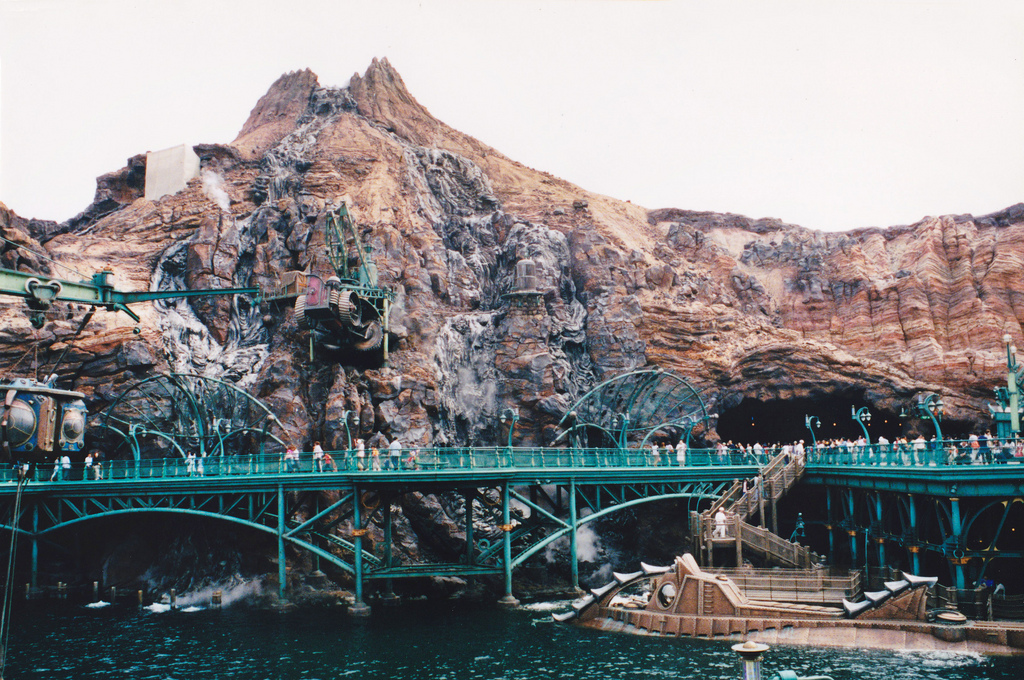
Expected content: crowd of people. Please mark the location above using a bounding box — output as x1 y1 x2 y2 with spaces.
35 428 1023 482
807 431 1024 465
281 436 422 473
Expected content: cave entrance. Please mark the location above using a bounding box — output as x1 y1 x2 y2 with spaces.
716 393 906 445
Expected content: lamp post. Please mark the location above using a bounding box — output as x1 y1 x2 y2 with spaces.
851 407 871 464
732 640 770 680
613 412 630 451
914 392 944 446
851 406 871 441
341 410 360 450
804 415 820 450
1003 334 1020 438
499 408 519 448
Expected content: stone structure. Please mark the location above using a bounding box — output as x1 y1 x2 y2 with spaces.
144 144 200 201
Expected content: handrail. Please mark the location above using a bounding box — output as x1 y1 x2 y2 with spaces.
4 446 760 483
11 437 1021 485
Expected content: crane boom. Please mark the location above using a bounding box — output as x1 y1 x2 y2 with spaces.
0 267 259 326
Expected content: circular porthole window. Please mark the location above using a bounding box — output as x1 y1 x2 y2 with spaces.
656 583 677 609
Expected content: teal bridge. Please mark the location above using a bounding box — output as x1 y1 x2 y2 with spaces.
1 443 1023 612
0 448 754 612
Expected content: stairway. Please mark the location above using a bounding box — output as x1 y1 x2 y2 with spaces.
690 451 824 569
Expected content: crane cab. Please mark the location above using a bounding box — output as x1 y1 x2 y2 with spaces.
1 378 87 463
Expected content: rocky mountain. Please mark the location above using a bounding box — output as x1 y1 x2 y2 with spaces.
2 58 1022 452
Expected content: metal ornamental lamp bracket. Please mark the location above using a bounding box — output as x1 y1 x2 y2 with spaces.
804 415 820 449
341 410 360 450
851 406 871 442
915 392 944 446
499 408 520 448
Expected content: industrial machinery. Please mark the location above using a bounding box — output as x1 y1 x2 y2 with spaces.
0 200 392 462
1 377 87 463
0 265 259 463
267 203 395 360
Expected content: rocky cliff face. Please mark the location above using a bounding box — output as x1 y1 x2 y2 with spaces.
2 58 1022 453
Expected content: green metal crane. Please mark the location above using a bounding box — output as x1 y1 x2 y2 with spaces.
0 267 259 328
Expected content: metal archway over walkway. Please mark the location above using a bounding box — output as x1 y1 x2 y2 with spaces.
557 368 709 450
101 373 287 462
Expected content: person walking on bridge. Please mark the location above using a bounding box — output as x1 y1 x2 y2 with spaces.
284 444 300 473
355 438 366 471
675 439 687 466
387 438 402 471
312 442 325 472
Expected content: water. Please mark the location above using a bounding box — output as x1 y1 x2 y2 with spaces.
3 598 1024 679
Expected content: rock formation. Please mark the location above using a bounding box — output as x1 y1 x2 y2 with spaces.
3 57 1022 454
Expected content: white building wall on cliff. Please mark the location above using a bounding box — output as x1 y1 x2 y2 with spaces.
144 144 200 201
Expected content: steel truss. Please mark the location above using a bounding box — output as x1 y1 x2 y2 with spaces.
823 486 1024 590
0 472 741 611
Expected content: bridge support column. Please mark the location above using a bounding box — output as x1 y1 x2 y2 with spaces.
908 495 921 574
875 495 886 569
569 481 580 593
350 487 371 617
277 485 287 600
31 503 38 590
312 495 322 576
825 487 834 564
465 489 475 566
847 491 858 566
382 498 399 606
498 483 519 607
950 497 966 590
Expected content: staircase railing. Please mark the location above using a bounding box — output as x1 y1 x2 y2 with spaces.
696 450 820 568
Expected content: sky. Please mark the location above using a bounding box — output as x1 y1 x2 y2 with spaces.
0 0 1021 232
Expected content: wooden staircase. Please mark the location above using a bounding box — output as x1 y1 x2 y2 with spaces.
689 451 824 569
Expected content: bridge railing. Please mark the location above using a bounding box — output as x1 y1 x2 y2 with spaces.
805 438 1024 467
7 446 758 482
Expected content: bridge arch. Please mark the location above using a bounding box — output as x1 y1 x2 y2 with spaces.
510 488 722 569
29 506 355 576
557 368 709 450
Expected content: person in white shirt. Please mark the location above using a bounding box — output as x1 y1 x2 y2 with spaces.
387 438 402 471
714 509 729 538
312 442 325 472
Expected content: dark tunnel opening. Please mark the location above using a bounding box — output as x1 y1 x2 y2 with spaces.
715 393 910 446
